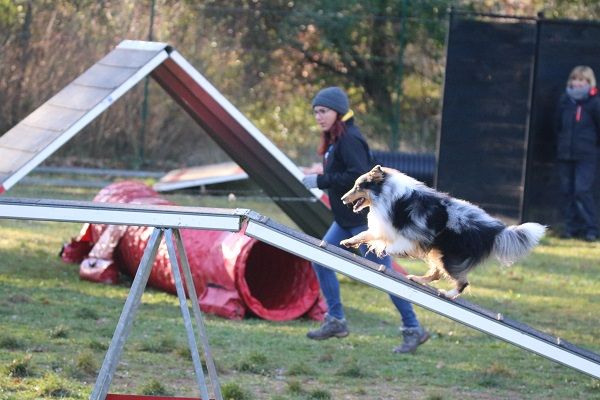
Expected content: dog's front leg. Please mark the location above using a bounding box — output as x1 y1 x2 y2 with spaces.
340 230 377 249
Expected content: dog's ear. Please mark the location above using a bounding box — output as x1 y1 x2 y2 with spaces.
369 165 386 183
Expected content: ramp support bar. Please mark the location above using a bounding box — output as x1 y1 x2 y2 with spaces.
91 228 164 399
91 227 223 400
171 228 223 399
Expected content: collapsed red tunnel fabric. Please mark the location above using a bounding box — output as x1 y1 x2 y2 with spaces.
63 181 324 321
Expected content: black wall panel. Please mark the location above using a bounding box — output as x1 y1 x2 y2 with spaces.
437 15 535 222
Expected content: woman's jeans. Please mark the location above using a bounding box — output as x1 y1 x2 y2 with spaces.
311 221 420 328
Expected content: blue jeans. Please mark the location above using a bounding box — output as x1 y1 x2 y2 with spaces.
312 221 420 328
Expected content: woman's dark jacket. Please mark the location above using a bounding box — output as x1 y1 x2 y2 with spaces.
555 89 600 160
316 118 373 228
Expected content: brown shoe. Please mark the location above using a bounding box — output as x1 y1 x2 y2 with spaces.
393 326 430 354
307 314 349 340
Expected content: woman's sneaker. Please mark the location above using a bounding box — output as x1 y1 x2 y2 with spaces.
393 326 430 353
307 314 349 340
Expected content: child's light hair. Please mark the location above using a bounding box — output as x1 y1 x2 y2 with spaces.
568 65 596 87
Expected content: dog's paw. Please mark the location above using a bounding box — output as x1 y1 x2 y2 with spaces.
340 239 359 248
406 275 427 285
438 288 460 300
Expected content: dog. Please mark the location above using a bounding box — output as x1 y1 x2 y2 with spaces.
339 165 546 299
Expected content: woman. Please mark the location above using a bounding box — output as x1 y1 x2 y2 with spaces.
555 66 600 241
302 86 429 353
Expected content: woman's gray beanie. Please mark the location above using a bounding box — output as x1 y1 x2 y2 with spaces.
311 87 349 115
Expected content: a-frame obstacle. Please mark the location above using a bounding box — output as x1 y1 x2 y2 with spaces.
0 41 599 397
0 40 331 238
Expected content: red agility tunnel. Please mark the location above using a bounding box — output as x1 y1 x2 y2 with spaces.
61 181 324 321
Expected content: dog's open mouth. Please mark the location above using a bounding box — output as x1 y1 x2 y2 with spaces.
352 198 366 212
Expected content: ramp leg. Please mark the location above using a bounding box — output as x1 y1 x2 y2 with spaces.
164 229 210 400
172 228 223 400
90 228 164 400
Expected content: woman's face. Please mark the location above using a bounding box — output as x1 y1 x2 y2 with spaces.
313 106 337 132
570 76 589 89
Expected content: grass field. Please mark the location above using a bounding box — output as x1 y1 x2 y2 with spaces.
0 182 599 399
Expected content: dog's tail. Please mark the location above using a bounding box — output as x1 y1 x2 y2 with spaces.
492 223 546 266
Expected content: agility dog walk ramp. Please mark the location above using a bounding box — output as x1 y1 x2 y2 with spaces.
0 40 331 238
0 197 598 383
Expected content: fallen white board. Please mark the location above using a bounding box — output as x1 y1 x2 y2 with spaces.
153 162 248 192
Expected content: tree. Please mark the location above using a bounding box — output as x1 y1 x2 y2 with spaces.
191 0 449 154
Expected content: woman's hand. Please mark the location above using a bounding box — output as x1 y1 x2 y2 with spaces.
302 174 318 189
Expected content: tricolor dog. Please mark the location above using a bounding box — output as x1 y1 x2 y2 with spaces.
340 165 546 299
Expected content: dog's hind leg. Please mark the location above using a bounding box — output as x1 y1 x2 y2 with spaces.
406 270 440 285
439 267 470 300
439 279 469 300
406 250 443 285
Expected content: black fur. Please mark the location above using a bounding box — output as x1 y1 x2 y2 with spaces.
435 225 501 277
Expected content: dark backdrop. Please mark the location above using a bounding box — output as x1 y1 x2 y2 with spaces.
437 12 600 230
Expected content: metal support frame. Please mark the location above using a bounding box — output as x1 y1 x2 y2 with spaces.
164 228 210 399
170 229 222 399
90 228 164 400
91 227 223 400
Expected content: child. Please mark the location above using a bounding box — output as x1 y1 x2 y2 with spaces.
555 66 600 241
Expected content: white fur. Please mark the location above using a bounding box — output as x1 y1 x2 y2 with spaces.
365 172 423 257
493 222 547 266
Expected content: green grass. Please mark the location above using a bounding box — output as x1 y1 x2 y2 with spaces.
0 183 599 399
